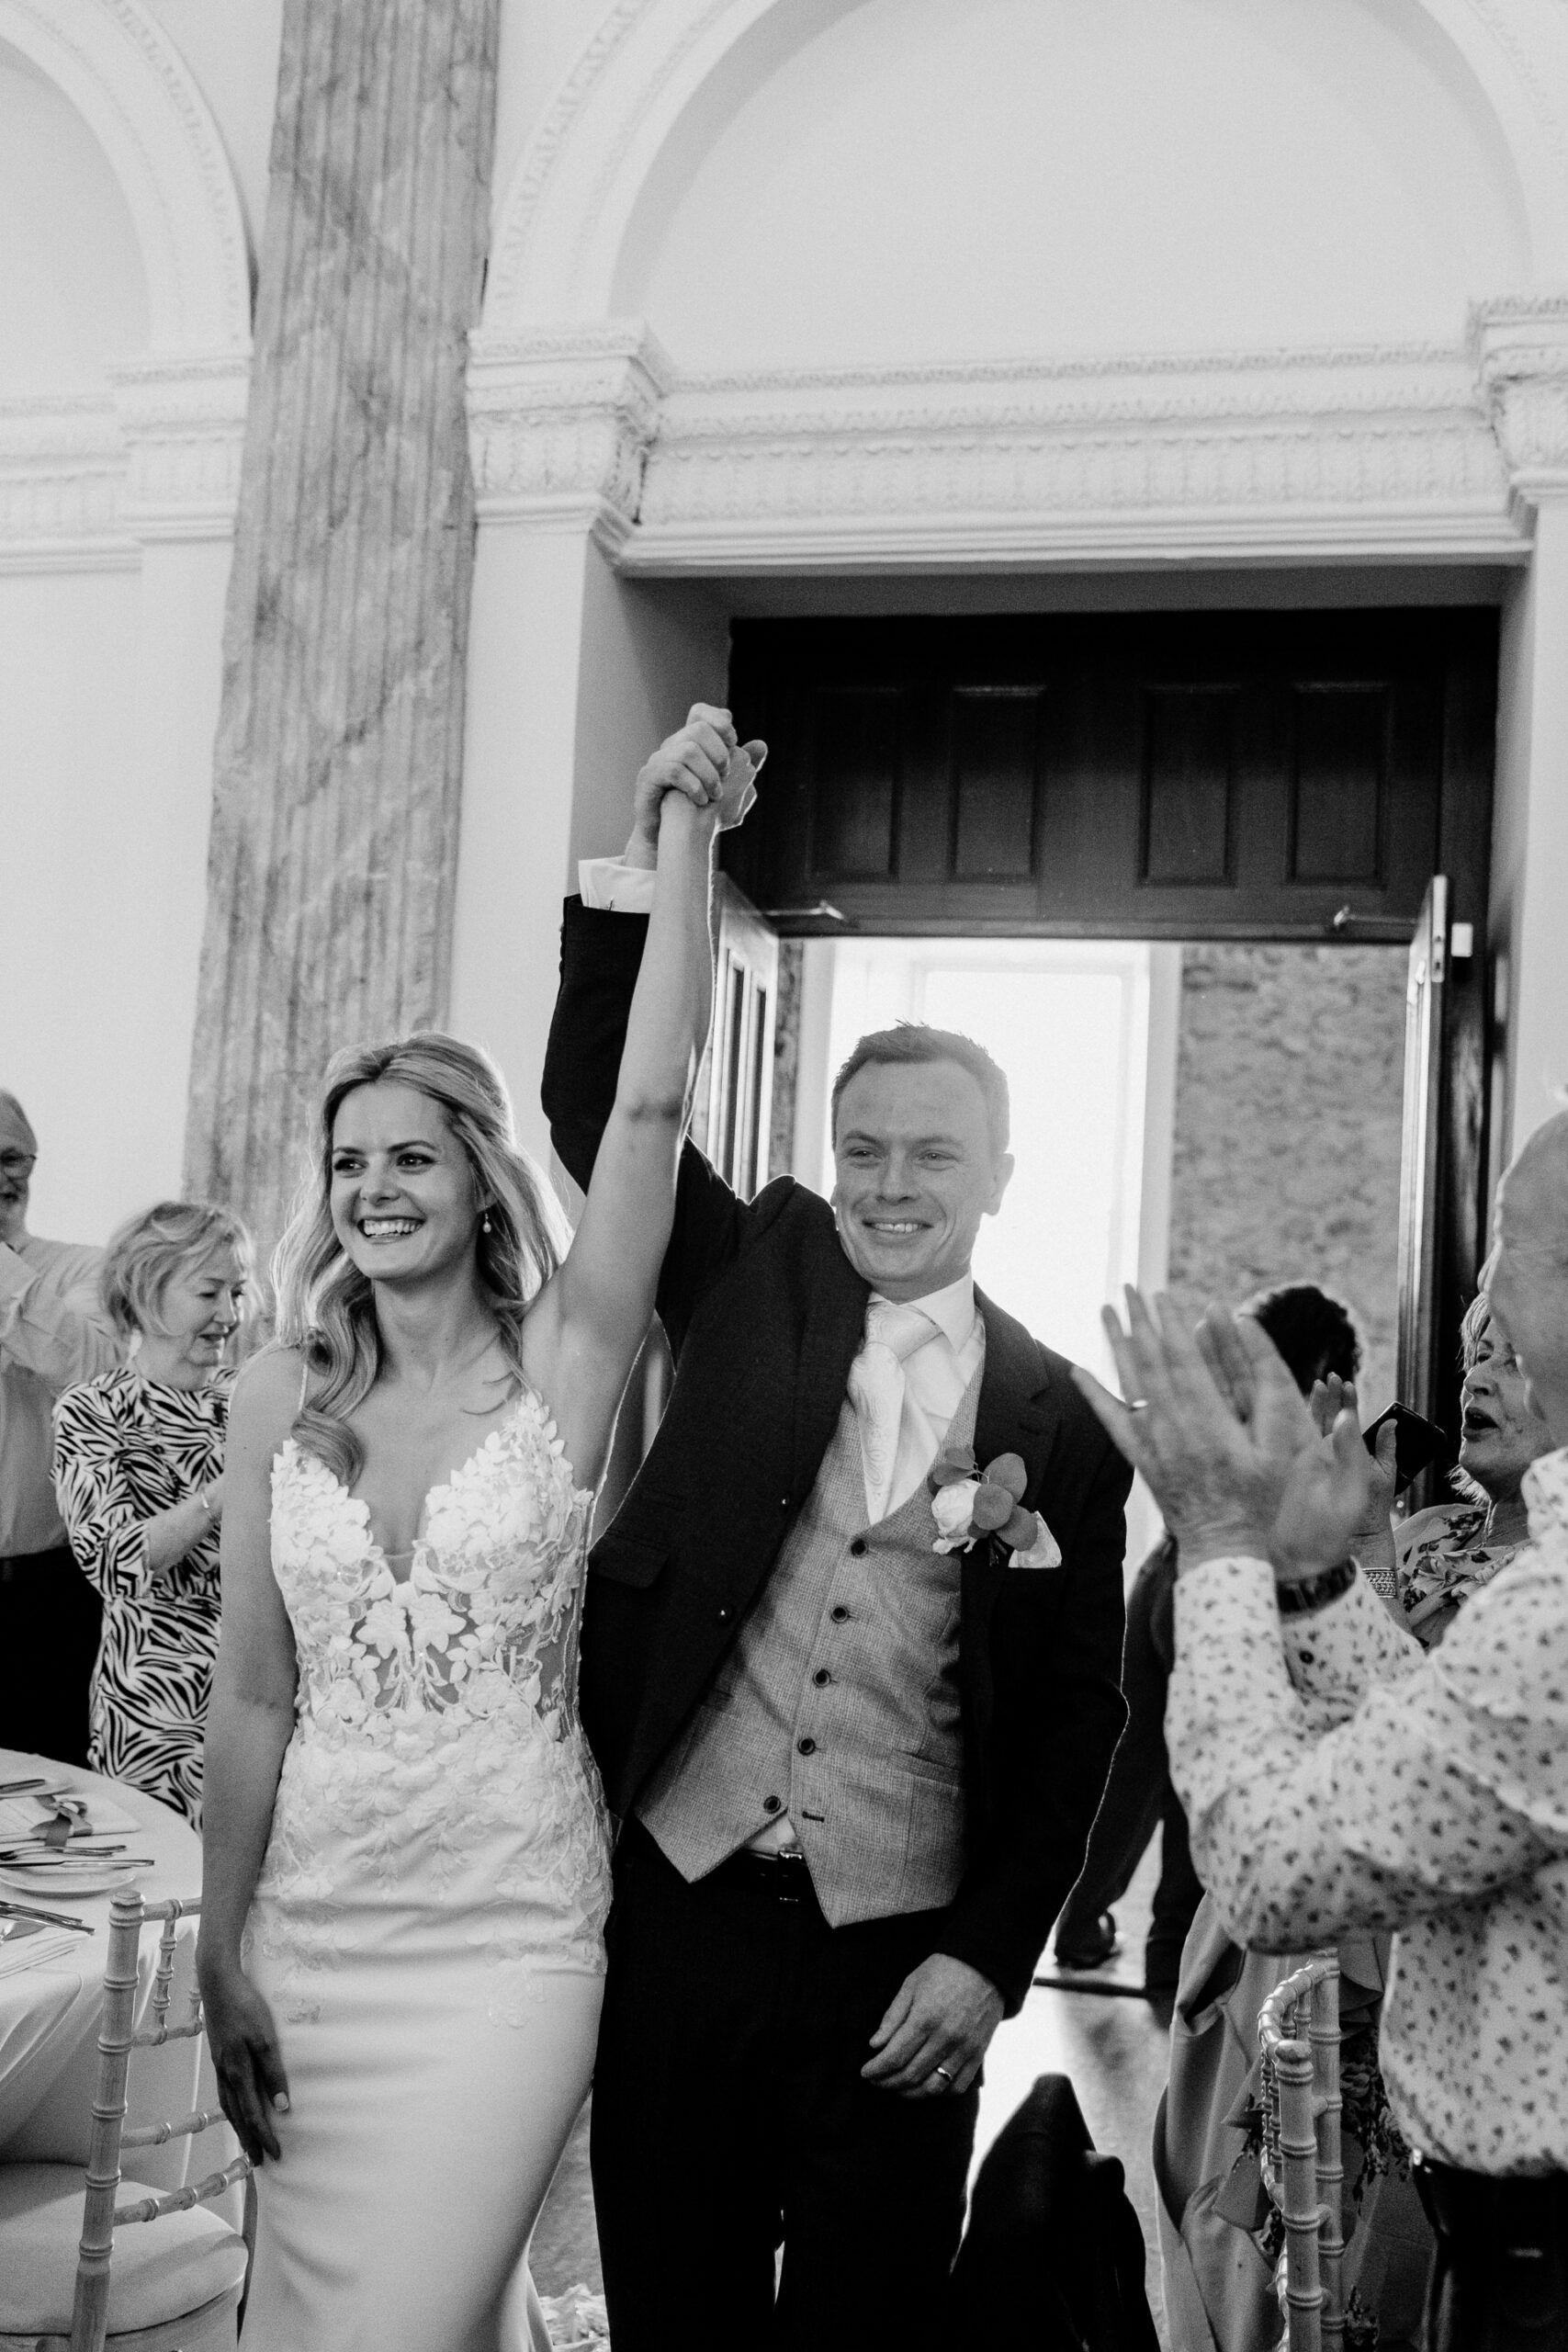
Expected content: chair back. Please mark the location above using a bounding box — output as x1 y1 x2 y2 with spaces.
1258 1951 1344 2352
69 1891 252 2352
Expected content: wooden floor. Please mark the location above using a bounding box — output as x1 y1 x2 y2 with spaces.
532 1841 1176 2346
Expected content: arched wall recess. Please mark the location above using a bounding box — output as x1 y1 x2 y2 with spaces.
483 0 1568 337
0 0 253 553
0 0 250 354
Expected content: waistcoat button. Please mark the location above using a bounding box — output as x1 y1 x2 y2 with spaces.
762 1793 782 1813
797 1736 816 1755
829 1604 850 1622
813 1668 830 1687
850 1538 867 1555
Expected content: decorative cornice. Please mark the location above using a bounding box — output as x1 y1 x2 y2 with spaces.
1471 292 1568 503
0 355 251 559
0 395 125 562
111 354 251 540
466 322 672 549
624 342 1521 571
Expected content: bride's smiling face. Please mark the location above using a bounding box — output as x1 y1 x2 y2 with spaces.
329 1081 483 1285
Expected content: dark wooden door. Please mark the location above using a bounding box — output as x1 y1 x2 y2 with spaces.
725 608 1495 944
726 605 1497 1442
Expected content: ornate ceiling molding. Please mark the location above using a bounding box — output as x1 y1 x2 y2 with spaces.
467 322 672 551
622 340 1522 571
1472 291 1568 504
0 0 252 353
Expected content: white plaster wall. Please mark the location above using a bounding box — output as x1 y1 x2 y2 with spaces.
0 28 227 1247
1491 507 1568 1160
452 533 728 1163
0 45 148 389
2 568 186 1243
622 0 1534 368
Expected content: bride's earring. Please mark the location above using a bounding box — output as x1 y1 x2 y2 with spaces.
481 1210 493 1235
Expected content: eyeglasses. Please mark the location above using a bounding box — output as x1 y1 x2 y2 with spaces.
0 1153 36 1179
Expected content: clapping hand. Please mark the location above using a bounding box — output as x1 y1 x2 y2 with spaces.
1072 1293 1377 1582
1311 1374 1399 1571
626 704 767 867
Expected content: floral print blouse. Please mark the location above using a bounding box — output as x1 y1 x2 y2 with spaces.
1168 1446 1568 2173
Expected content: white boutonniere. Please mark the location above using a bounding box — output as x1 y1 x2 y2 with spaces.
927 1447 1061 1566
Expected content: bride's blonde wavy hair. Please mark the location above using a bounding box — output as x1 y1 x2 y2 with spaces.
272 1032 568 1487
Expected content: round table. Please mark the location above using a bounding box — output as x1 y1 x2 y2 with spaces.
0 1747 223 2197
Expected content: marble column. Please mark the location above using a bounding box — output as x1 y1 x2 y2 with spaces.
185 0 499 1256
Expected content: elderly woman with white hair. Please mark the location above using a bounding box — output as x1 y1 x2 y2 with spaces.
52 1199 250 1824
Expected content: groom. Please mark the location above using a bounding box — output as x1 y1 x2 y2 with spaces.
544 707 1131 2350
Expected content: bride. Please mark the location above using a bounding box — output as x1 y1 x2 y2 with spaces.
197 708 761 2351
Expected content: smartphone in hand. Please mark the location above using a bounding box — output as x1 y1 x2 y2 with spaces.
1362 1401 1450 1493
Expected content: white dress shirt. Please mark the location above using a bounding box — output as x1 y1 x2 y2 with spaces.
0 1235 119 1555
1167 1445 1568 2175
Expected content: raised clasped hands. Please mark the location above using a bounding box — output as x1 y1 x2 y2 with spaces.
1071 1290 1378 1584
626 703 767 867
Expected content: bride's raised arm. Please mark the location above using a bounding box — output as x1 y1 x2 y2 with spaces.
523 708 761 1486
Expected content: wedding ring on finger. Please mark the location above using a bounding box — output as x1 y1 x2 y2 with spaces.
1126 1399 1150 1413
932 2064 956 2088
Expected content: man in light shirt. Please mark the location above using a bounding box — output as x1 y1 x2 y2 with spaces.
0 1091 118 1763
1078 1113 1568 2352
544 707 1132 2352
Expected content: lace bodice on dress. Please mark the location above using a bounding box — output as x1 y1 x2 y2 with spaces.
251 1389 611 2019
269 1388 593 1750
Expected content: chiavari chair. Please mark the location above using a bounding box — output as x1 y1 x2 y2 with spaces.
0 1893 250 2352
1258 1951 1345 2352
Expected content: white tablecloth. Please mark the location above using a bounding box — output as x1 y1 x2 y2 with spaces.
0 1748 223 2196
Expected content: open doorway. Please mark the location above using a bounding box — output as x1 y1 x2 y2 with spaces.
786 932 1410 1557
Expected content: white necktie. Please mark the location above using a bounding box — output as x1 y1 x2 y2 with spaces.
848 1299 937 1525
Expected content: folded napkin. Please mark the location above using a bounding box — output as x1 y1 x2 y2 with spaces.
0 1789 141 1845
0 1918 83 1977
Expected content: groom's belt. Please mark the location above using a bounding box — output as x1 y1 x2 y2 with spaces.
712 1848 816 1905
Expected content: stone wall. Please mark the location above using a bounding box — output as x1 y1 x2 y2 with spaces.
1165 943 1407 1413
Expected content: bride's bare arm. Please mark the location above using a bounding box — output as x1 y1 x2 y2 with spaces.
526 711 760 1483
196 1350 299 2162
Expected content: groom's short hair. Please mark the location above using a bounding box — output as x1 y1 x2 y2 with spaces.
830 1024 1010 1157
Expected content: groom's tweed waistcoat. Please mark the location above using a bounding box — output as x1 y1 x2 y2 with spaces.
637 1364 982 1925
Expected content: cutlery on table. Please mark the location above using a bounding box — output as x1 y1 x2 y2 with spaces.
0 1777 52 1798
0 1845 131 1861
0 1898 91 1932
0 1855 154 1871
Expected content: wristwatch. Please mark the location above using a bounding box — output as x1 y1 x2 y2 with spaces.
1275 1558 1357 1616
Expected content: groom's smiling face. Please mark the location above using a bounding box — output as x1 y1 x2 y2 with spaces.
831 1058 1013 1303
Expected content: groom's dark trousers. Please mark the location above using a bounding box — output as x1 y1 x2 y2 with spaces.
545 899 1131 2351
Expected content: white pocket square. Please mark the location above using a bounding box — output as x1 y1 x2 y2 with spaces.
1008 1513 1063 1570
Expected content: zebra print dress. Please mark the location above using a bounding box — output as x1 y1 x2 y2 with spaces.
52 1365 234 1826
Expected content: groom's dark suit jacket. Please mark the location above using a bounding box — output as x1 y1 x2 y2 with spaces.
545 899 1132 2013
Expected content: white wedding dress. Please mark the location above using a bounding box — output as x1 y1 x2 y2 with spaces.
240 1390 612 2352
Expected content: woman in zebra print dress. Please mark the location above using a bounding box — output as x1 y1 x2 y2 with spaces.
52 1201 250 1825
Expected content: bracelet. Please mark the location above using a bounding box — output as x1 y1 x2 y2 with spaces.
1276 1558 1357 1617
